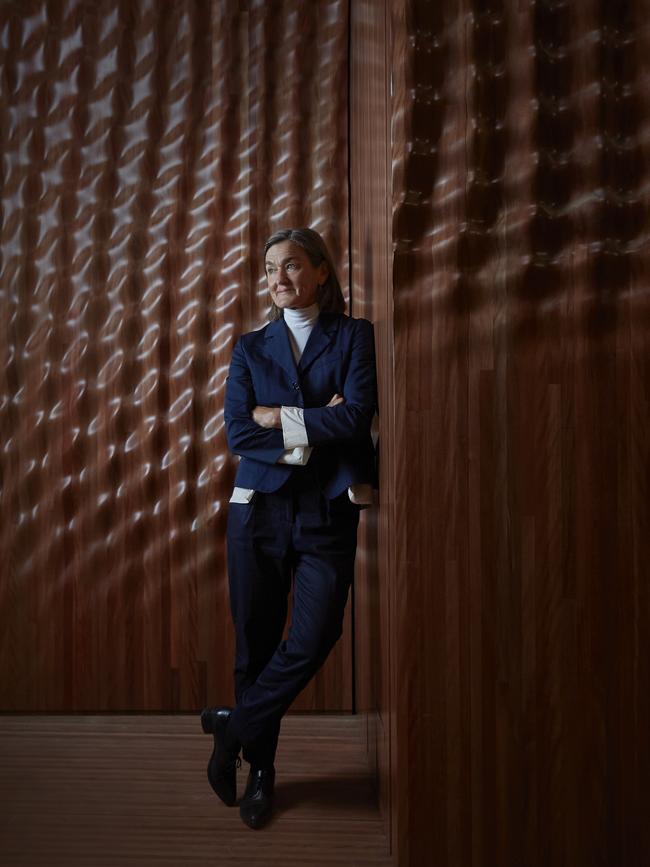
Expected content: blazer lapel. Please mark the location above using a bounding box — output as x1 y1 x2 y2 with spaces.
264 318 299 378
298 313 340 373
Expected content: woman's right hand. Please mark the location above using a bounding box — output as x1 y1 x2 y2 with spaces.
326 393 345 407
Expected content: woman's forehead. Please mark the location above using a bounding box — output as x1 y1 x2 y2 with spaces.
265 240 308 264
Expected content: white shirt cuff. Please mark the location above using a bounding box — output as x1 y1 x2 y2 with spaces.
229 487 255 503
281 406 309 448
348 483 374 505
278 446 313 466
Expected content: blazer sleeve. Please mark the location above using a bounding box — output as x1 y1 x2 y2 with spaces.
303 319 377 446
224 337 287 464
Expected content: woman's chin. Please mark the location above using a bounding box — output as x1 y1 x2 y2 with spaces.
273 293 295 307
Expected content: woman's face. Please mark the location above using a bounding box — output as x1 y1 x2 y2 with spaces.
265 241 328 310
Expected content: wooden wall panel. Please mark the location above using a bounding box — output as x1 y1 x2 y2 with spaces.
0 0 351 712
352 0 650 864
350 0 393 831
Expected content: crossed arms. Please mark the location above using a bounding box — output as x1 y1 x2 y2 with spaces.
224 320 376 465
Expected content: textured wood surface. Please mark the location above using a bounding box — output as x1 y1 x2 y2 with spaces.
0 713 391 867
0 0 353 713
349 0 393 843
353 0 650 864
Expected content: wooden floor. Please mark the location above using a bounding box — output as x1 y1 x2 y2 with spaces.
0 713 392 867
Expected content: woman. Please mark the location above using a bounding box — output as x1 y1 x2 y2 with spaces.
200 227 377 829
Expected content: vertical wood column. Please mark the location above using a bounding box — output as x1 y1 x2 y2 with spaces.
351 0 650 863
350 0 393 829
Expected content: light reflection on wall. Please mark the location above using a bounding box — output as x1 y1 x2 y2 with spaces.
0 0 350 710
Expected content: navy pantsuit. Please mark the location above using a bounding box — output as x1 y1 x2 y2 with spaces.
223 312 377 767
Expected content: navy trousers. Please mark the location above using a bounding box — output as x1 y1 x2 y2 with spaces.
225 468 360 768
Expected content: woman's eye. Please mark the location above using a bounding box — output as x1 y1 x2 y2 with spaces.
286 262 297 270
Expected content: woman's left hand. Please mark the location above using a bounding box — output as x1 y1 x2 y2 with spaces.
252 406 282 429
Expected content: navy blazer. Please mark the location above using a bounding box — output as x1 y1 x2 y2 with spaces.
224 312 377 498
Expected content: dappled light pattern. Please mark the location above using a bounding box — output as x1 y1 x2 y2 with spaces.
352 0 650 864
0 0 349 710
385 0 650 865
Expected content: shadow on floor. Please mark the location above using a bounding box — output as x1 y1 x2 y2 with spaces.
274 776 379 814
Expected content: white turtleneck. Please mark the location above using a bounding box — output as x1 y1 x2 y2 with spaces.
283 302 319 363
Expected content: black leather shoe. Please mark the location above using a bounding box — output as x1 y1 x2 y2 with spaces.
200 706 241 807
239 766 275 829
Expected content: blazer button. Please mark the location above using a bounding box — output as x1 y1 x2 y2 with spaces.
292 381 300 391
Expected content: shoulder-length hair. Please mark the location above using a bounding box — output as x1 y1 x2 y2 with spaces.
263 227 346 321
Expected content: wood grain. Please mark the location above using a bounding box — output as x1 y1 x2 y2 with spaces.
0 713 390 866
0 0 353 714
349 0 393 844
352 0 650 864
